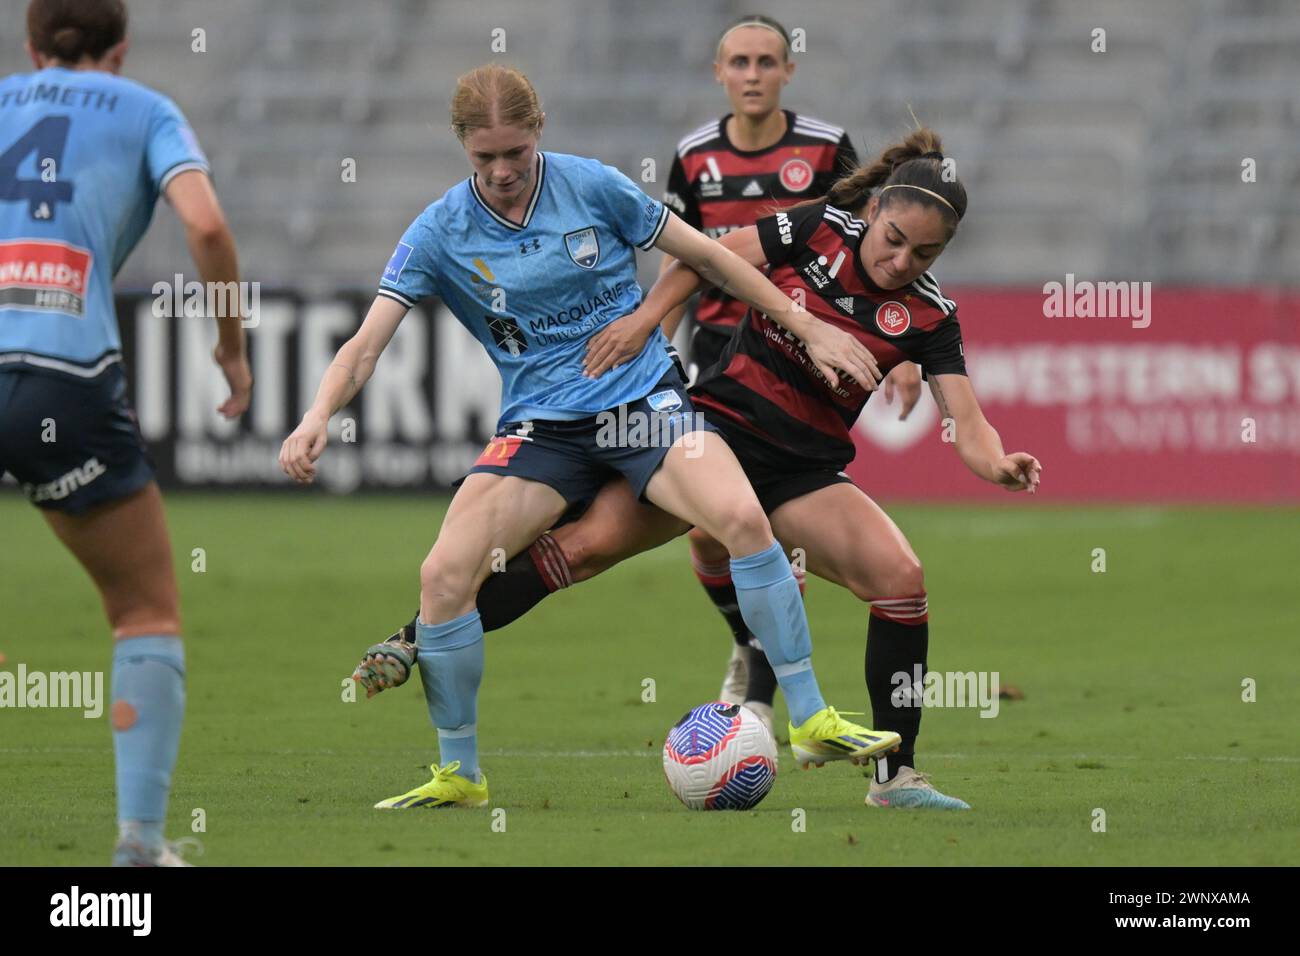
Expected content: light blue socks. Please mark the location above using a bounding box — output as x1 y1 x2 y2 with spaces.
729 541 826 725
416 610 484 782
111 635 185 845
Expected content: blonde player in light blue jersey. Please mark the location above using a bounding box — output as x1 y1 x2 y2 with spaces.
281 63 904 809
0 0 251 865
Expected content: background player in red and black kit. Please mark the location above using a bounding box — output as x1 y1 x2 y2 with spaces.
661 14 859 374
659 14 924 724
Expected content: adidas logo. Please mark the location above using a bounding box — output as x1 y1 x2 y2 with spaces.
741 179 763 197
835 296 855 314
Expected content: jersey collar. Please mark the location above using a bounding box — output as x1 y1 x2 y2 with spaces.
469 152 546 231
718 109 794 158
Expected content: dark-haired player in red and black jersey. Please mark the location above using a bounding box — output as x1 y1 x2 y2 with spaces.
659 14 924 722
353 129 1041 811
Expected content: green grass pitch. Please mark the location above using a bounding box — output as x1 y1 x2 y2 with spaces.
1 493 1297 866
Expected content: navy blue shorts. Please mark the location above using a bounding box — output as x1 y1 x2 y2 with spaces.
465 369 716 512
0 362 155 514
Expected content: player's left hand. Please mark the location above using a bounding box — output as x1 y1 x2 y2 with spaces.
584 312 655 378
213 341 253 419
883 361 922 420
993 453 1042 494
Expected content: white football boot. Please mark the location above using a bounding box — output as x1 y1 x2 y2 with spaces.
718 645 748 705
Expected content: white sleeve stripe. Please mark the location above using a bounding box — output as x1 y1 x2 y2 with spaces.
677 134 721 157
159 161 210 190
377 287 416 308
794 116 846 136
823 207 863 236
915 272 957 311
825 204 866 230
677 121 721 154
637 204 670 250
792 124 844 145
910 285 953 316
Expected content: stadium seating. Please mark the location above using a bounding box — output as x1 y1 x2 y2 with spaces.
2 0 1293 287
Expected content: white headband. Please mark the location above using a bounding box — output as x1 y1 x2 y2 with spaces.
879 183 958 216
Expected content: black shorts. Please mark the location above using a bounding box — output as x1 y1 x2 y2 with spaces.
464 369 717 513
0 361 155 514
700 407 855 515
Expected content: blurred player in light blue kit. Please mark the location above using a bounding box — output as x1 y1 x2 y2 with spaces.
281 63 904 809
0 0 251 864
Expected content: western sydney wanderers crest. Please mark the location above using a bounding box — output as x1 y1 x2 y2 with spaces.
564 227 600 269
875 301 911 336
779 158 813 193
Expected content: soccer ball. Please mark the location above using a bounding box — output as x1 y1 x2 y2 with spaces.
662 702 778 810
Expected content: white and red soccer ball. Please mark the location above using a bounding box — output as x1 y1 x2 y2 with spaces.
662 702 778 810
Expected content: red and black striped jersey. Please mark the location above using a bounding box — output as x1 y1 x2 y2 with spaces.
691 201 967 471
663 111 858 333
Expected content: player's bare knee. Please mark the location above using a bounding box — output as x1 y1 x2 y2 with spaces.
880 556 925 599
419 555 476 608
714 501 772 557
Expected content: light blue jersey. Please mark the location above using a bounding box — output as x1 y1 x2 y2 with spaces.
0 67 208 374
377 151 673 425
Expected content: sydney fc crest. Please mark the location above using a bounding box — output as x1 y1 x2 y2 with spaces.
564 227 600 269
647 389 683 413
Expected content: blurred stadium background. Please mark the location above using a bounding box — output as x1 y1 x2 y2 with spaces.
7 0 1300 286
3 0 1298 501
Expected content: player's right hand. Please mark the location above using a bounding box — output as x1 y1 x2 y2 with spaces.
993 452 1042 494
883 361 922 420
279 414 329 484
801 323 881 392
213 341 253 419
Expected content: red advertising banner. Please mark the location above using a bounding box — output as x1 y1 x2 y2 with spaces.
849 288 1300 502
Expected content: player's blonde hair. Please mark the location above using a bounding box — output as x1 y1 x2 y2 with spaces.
450 64 543 142
715 14 791 63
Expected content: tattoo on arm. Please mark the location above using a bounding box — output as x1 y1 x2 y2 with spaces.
930 377 952 420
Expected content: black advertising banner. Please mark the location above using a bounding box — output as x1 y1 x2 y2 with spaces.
113 290 502 492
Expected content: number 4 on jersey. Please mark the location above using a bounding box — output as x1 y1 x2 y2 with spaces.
0 116 75 221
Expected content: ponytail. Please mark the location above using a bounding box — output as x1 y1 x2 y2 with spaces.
805 126 967 230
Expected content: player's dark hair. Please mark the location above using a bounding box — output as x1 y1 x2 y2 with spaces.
806 127 967 233
716 14 792 62
27 0 127 64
